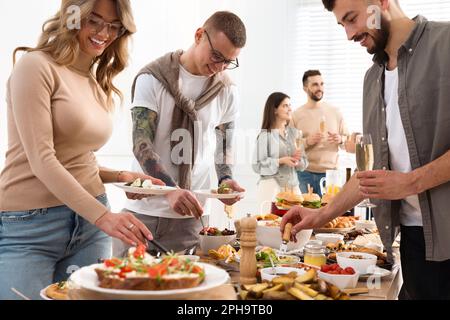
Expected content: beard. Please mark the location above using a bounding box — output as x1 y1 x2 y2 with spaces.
309 91 323 102
367 15 390 55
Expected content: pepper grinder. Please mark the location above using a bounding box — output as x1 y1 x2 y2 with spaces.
239 214 257 285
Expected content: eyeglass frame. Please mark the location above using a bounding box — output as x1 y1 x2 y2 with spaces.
84 13 127 39
203 30 239 70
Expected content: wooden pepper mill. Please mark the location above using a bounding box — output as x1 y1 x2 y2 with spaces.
239 214 258 285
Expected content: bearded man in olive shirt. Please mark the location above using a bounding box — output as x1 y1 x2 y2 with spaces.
282 0 450 299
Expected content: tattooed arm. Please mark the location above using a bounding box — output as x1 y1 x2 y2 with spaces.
215 121 245 205
215 121 235 184
132 107 177 187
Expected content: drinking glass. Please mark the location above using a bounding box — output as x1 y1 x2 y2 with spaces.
224 205 234 230
294 138 303 161
355 134 377 208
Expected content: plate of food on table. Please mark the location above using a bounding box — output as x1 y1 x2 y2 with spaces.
301 186 323 209
274 190 304 210
114 178 177 195
239 267 351 300
194 182 245 200
326 241 392 271
67 244 230 299
40 281 69 300
207 245 301 270
313 216 358 233
271 186 332 216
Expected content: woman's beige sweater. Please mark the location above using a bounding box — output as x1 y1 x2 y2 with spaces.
0 51 113 224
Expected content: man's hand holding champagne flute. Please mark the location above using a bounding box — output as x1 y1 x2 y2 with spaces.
355 133 377 208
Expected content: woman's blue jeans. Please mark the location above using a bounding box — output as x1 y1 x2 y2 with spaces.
0 194 111 300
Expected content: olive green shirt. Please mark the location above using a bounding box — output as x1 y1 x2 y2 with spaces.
363 16 450 261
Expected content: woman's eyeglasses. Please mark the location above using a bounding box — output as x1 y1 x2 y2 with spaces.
204 30 239 70
85 14 126 39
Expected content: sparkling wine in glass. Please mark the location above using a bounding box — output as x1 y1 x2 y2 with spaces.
294 138 303 161
292 130 303 162
355 134 377 208
224 205 234 230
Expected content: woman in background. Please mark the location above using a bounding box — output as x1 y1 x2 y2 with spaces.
0 0 163 300
253 92 308 215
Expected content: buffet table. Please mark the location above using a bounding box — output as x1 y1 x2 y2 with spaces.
68 283 237 300
67 250 401 300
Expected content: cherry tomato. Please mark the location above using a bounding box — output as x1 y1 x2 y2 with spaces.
104 258 122 267
344 267 355 275
133 244 146 259
191 265 203 274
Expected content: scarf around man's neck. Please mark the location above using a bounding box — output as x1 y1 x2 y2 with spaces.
131 50 232 189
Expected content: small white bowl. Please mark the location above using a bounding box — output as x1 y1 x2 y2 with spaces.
199 234 236 254
256 222 312 251
318 270 359 290
336 252 377 275
314 233 344 245
355 220 377 231
260 267 306 282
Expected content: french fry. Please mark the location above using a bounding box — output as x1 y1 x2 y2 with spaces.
338 293 350 300
239 290 249 300
295 268 317 284
262 284 284 293
263 291 296 300
249 283 270 298
288 287 314 300
326 283 342 300
316 278 329 294
294 283 319 298
272 276 295 287
242 284 257 291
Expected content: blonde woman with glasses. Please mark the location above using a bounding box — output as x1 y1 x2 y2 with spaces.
0 0 163 300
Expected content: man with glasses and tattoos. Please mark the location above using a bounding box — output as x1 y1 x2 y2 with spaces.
113 11 247 255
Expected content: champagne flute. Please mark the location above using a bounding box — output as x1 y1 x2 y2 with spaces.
224 205 234 230
294 138 303 161
292 129 303 162
355 134 377 208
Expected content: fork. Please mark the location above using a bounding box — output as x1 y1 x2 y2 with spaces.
11 288 31 301
199 216 206 230
268 254 277 275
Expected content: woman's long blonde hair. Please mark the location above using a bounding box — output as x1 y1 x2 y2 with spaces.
13 0 136 110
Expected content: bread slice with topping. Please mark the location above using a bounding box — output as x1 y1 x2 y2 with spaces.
95 245 205 291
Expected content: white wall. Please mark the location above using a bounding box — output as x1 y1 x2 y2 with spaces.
0 0 299 227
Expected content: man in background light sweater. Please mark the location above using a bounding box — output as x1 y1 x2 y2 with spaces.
290 70 349 196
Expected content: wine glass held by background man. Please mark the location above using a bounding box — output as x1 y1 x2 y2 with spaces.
282 0 450 300
290 70 349 197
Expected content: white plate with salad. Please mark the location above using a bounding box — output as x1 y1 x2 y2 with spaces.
114 178 177 195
